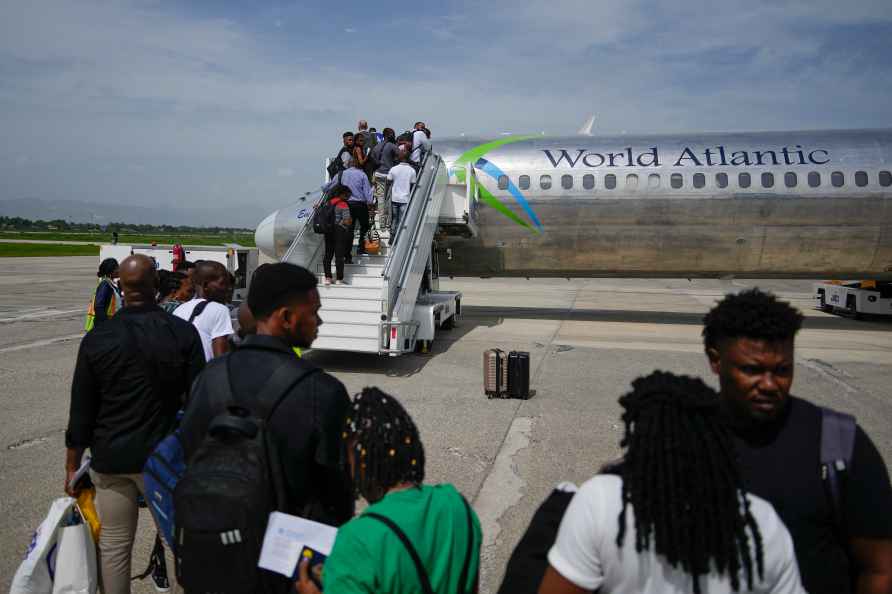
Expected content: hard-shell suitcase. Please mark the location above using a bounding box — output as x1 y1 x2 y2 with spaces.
484 349 509 398
508 351 531 399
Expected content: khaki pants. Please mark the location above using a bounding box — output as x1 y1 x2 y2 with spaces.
373 173 392 230
91 471 145 594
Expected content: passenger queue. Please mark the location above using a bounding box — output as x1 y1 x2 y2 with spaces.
50 124 892 594
317 121 427 286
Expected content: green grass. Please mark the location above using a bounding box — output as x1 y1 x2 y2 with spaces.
0 231 255 246
0 243 101 257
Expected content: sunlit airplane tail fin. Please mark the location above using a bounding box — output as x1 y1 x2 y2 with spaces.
577 115 596 136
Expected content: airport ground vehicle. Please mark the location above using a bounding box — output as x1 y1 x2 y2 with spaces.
99 244 258 302
814 281 892 319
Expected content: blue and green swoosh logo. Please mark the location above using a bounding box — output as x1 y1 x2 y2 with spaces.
451 135 542 233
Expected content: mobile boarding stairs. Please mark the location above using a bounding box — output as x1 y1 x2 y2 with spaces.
281 154 474 355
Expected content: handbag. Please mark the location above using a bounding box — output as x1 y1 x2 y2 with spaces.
363 227 381 255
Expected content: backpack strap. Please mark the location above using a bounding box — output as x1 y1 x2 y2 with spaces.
202 356 235 413
820 406 857 537
364 512 434 594
188 300 209 323
251 361 320 422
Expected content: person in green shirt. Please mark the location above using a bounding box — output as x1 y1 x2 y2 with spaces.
297 387 482 594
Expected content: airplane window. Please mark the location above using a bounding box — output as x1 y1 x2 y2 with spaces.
762 172 774 188
582 174 595 190
561 175 573 190
785 172 797 188
498 175 509 190
671 173 683 189
831 171 844 188
855 171 868 187
519 175 530 190
693 173 705 189
648 174 660 189
739 172 751 188
605 174 616 190
540 174 552 190
626 174 639 189
880 171 892 187
808 172 821 187
716 173 728 188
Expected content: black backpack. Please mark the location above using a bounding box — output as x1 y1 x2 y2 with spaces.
326 147 350 178
313 197 338 235
174 357 318 594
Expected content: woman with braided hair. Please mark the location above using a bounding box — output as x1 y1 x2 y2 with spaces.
539 371 805 594
296 387 482 594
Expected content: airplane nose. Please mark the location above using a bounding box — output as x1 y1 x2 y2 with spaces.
255 211 278 258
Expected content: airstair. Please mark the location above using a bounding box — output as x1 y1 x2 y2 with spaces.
281 154 461 355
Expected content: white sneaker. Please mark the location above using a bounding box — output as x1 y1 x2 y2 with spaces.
334 279 343 285
323 277 332 286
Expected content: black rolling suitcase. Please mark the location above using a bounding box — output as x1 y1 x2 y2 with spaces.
508 351 530 399
484 348 509 398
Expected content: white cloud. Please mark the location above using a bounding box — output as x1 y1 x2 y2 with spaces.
1 0 890 222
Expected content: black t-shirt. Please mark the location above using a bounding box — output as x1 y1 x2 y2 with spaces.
731 395 892 594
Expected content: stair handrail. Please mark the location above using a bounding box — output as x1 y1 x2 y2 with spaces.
281 189 325 265
381 153 440 320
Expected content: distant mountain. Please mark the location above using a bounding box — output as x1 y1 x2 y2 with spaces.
0 198 269 229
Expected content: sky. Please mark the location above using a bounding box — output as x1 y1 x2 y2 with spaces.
1 0 891 226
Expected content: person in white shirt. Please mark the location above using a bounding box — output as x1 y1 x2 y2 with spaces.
540 372 806 594
410 121 431 165
386 152 417 243
173 261 234 361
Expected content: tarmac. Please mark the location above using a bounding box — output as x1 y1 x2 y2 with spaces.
1 256 891 592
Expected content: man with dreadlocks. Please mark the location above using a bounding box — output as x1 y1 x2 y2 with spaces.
539 371 805 594
296 387 482 594
704 289 892 594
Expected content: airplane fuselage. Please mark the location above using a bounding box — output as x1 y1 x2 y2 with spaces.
433 129 892 279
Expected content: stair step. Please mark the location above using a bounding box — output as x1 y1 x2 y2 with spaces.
349 253 387 264
344 263 385 275
317 322 380 339
320 274 383 288
318 297 383 312
312 335 380 353
319 309 384 325
318 284 381 298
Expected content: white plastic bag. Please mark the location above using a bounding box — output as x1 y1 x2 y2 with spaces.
9 497 97 594
52 522 98 594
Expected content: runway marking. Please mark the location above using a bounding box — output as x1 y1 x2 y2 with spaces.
473 417 533 554
0 308 83 323
0 334 83 354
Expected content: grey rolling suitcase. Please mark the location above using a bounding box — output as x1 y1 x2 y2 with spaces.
484 348 509 398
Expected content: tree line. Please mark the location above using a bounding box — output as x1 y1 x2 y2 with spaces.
0 216 252 234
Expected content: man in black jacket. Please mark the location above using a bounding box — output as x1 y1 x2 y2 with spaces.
179 262 353 526
65 254 205 594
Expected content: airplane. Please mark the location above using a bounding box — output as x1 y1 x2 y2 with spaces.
256 128 892 281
